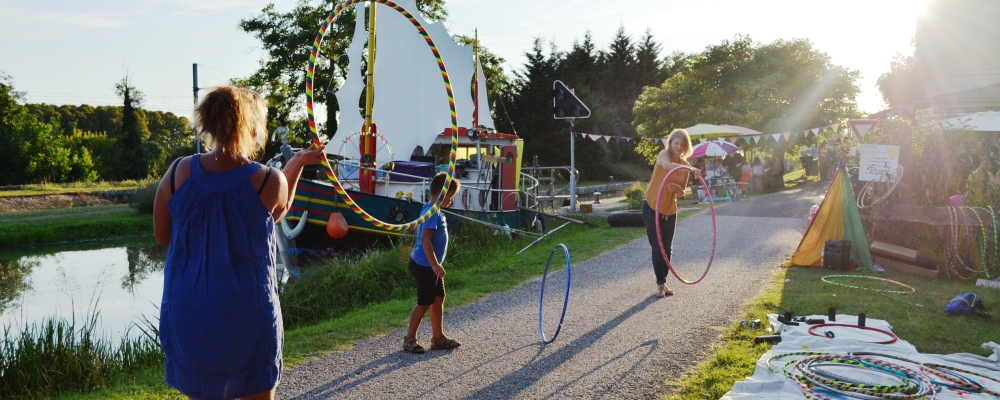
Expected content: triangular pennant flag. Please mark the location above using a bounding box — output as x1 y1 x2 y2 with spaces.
662 138 670 146
624 137 631 142
811 128 820 136
588 134 599 141
729 137 740 144
603 136 612 142
644 137 654 142
803 130 811 138
752 135 761 143
772 133 782 142
783 132 791 141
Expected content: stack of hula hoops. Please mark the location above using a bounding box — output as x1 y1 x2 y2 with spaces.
943 206 1000 280
765 350 1000 399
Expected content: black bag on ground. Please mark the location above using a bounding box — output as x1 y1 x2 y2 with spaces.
823 240 853 271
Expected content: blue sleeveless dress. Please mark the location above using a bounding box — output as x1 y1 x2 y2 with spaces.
160 154 282 399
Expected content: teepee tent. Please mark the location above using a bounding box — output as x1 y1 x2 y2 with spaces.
785 166 873 270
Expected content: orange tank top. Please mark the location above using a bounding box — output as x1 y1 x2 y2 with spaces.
645 162 689 216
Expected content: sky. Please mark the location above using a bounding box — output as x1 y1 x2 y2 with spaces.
0 0 928 122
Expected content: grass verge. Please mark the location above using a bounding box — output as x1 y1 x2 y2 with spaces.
1 313 162 399
0 181 144 198
0 205 152 247
55 216 647 399
665 267 1000 399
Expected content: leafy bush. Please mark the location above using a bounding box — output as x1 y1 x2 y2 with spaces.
624 182 648 210
128 182 157 214
280 247 411 328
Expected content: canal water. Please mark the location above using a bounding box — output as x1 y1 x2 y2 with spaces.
0 236 166 342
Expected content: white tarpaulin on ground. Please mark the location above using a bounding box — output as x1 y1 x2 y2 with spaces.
722 314 1000 399
936 111 1000 132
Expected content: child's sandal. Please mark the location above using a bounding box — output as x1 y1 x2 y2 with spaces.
403 337 425 354
431 335 461 350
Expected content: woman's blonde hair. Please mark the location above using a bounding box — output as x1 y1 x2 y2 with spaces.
666 128 693 161
195 86 267 159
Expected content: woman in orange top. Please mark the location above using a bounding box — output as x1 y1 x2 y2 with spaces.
642 129 698 298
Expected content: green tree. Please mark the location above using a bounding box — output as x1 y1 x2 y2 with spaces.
507 39 568 166
114 75 151 179
876 51 924 110
633 36 862 164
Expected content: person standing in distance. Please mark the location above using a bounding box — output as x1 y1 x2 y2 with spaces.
642 129 698 298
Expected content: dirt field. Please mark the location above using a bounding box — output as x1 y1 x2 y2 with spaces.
0 194 115 213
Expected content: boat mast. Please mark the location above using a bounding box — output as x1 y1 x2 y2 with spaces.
473 29 479 131
360 2 378 194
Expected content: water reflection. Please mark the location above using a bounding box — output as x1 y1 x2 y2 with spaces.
0 237 166 341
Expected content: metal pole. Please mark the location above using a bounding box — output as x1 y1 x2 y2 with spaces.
192 63 200 153
569 119 576 212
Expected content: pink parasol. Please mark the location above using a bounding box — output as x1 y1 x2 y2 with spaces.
690 139 739 158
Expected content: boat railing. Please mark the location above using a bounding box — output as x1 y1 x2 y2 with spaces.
329 160 541 212
520 166 577 208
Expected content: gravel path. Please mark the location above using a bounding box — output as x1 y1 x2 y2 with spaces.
277 181 829 399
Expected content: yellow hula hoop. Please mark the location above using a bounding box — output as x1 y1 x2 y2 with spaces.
305 0 458 231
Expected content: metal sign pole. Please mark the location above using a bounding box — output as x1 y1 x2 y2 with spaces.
569 118 576 212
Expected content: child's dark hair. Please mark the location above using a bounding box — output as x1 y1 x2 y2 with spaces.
430 172 460 197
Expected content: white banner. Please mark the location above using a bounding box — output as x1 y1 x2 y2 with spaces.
859 144 900 182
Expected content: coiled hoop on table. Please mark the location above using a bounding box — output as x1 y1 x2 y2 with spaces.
539 244 571 344
820 275 916 294
305 0 458 231
653 165 717 285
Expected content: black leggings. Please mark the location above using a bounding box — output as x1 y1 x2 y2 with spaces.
642 201 677 285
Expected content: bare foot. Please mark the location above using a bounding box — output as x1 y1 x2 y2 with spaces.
655 284 669 298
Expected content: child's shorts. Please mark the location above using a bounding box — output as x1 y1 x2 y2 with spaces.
408 258 445 306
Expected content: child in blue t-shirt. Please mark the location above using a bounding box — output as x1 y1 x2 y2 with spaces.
404 172 462 354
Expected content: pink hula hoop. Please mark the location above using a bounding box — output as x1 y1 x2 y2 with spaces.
653 165 717 285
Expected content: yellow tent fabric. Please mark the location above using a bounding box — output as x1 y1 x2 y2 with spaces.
786 169 846 267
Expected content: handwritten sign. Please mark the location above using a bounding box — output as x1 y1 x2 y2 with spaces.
859 144 899 182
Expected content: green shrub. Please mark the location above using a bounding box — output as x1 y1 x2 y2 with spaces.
129 182 157 214
624 182 648 210
280 247 411 329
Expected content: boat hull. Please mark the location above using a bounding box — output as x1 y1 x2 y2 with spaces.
286 179 532 256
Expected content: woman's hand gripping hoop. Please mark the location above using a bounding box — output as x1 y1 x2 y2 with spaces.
539 244 571 344
653 165 717 285
305 0 459 232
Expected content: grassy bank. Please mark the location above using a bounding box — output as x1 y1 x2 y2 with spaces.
0 205 152 247
1 314 162 399
51 216 646 399
0 181 143 198
665 267 1000 399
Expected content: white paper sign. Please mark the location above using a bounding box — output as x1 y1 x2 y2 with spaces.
859 144 900 182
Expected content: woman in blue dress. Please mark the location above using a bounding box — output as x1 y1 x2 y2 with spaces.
153 86 325 400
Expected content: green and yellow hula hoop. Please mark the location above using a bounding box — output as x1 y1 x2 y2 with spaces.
305 0 458 231
821 275 916 294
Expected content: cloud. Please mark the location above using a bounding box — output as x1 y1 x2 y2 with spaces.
7 10 130 28
148 0 260 14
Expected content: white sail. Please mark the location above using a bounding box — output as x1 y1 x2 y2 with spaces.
371 0 475 160
330 8 369 159
475 59 495 129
